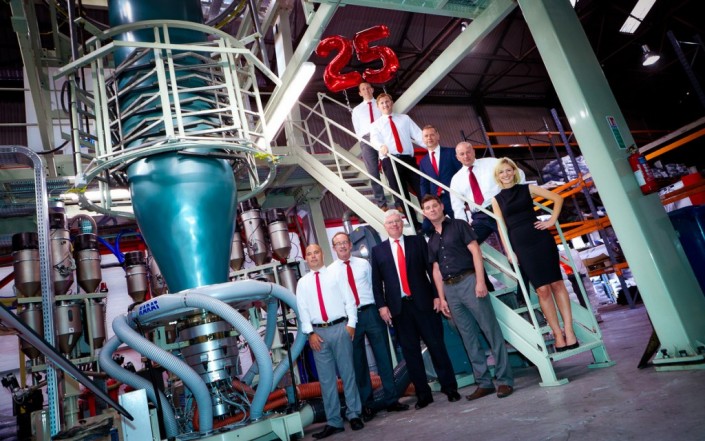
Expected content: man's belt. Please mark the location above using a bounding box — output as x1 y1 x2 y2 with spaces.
358 303 375 312
443 269 475 285
311 316 347 328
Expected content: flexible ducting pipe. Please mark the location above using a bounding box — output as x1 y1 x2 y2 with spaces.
128 292 273 420
150 280 307 393
241 294 287 387
112 315 213 432
98 336 179 437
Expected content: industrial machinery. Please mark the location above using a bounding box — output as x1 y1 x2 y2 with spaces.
3 0 317 439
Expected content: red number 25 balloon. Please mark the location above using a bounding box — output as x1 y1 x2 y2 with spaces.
315 35 363 93
316 25 400 93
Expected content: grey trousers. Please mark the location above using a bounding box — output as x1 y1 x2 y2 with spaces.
312 322 362 428
360 140 387 207
444 273 514 388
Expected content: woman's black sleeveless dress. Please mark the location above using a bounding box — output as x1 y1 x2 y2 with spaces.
495 184 562 287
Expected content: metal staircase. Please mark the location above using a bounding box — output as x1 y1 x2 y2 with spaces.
273 93 615 386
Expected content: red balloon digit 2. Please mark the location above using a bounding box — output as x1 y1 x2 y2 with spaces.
315 35 363 92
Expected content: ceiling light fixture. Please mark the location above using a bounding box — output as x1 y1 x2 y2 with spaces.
641 44 660 66
619 0 657 34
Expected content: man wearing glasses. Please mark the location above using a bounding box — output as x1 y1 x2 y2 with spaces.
330 232 408 422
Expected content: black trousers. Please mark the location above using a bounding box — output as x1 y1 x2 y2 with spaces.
392 299 457 400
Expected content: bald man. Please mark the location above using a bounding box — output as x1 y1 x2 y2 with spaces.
296 244 364 438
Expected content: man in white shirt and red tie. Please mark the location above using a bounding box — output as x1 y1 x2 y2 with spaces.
330 232 409 423
296 244 364 439
449 141 527 298
449 141 525 243
370 93 425 231
370 210 461 411
351 82 387 210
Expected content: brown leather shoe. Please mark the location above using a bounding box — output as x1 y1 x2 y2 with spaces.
465 386 496 401
497 385 514 398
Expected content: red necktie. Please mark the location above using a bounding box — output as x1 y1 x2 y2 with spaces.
395 240 411 296
368 101 374 124
389 116 404 154
315 271 329 322
469 167 484 206
430 152 442 196
344 261 360 306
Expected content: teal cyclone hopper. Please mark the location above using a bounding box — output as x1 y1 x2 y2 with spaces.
109 0 236 292
126 153 236 292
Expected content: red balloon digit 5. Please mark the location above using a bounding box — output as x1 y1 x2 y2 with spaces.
315 35 363 93
353 25 400 84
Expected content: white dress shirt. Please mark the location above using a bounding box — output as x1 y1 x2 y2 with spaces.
296 266 358 334
449 157 526 221
330 256 375 307
352 99 382 137
388 236 409 298
370 113 425 157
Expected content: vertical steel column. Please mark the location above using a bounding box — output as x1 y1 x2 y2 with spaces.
0 146 59 434
551 109 634 306
477 116 496 157
667 31 705 111
305 188 333 264
519 0 705 364
543 119 588 229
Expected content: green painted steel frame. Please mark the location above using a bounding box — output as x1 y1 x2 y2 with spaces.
518 0 705 365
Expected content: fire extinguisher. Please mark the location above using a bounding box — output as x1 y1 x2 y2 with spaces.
628 146 659 195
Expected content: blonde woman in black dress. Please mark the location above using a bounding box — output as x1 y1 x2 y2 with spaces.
490 158 578 352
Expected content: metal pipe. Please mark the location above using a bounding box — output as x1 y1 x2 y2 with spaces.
113 316 213 432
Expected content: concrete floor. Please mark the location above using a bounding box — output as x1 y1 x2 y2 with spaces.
301 304 705 441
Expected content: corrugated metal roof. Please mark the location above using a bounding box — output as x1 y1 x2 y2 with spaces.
0 100 28 146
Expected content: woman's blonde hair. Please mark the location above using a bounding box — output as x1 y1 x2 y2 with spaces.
494 157 522 185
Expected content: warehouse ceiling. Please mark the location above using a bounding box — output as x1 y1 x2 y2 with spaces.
2 0 702 129
0 0 703 254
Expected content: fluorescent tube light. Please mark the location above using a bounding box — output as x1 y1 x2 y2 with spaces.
262 62 316 143
619 0 656 34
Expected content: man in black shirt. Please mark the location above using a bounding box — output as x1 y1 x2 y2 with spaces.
422 194 514 401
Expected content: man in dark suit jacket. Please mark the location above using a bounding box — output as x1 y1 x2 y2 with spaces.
370 210 461 410
418 125 463 234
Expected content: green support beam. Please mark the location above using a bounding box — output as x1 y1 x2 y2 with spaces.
395 0 516 114
518 0 705 365
9 0 58 175
304 186 334 264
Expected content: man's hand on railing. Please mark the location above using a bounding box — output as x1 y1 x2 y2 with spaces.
379 145 389 157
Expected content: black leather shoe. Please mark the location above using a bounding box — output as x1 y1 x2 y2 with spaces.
465 386 496 401
312 425 344 439
414 396 434 409
386 401 409 412
445 390 461 402
349 418 364 431
361 406 376 422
